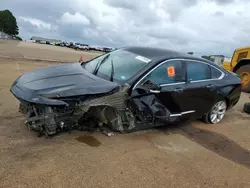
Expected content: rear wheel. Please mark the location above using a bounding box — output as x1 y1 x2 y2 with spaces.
202 100 227 124
235 65 250 92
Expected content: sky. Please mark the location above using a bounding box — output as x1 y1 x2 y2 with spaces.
1 0 250 56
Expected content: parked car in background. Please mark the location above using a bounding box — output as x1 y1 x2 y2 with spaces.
60 42 70 47
10 47 242 137
74 43 89 50
102 47 113 52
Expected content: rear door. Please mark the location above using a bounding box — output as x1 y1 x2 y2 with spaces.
181 59 224 118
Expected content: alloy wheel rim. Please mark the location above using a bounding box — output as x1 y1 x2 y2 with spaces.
210 101 226 124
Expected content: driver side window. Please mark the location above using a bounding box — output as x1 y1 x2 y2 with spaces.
143 60 185 85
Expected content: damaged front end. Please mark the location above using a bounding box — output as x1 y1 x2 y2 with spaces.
18 84 136 137
17 81 178 137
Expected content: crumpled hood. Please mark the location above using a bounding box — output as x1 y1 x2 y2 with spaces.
10 63 119 105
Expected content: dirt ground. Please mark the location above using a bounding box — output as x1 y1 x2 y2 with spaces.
0 45 250 187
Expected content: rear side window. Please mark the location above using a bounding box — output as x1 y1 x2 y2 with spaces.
210 66 222 79
186 61 211 81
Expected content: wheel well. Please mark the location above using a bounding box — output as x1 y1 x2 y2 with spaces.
86 105 124 131
88 105 118 124
225 97 230 110
233 59 250 72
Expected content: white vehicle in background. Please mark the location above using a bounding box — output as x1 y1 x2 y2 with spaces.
75 43 89 50
40 41 47 44
26 40 36 43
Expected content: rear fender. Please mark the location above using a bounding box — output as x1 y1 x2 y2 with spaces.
218 85 241 109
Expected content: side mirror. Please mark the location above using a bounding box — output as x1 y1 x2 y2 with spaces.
142 79 161 90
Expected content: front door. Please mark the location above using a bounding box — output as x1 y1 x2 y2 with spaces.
131 59 192 121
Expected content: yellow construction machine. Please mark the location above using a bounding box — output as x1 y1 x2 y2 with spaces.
222 46 250 92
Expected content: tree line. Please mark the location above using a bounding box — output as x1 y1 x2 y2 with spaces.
0 9 22 40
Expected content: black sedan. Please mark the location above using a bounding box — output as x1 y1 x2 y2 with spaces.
10 47 242 137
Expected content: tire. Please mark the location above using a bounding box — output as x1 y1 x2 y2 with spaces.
235 65 250 92
243 102 250 114
202 113 210 124
202 100 227 124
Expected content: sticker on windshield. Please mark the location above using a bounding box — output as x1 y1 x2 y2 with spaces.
167 66 175 77
135 56 151 63
121 76 126 80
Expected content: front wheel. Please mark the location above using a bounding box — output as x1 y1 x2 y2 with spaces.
202 100 227 124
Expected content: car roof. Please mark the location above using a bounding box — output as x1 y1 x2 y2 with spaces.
122 46 218 67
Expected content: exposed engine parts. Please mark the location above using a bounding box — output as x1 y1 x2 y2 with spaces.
22 103 76 137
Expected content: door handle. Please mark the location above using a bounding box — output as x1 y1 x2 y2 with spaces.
149 89 161 94
174 88 183 92
206 84 215 88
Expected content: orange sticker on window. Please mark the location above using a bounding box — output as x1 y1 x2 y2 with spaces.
167 66 175 77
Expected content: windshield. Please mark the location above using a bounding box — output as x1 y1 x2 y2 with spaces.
83 49 151 82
